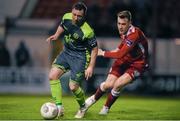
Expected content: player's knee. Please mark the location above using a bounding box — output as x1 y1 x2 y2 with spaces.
49 73 59 80
69 82 79 92
49 67 64 80
100 82 109 91
69 86 76 92
114 80 130 91
101 80 114 91
114 73 133 90
114 84 123 91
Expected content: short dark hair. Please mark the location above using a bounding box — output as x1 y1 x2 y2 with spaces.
72 2 87 15
117 10 132 21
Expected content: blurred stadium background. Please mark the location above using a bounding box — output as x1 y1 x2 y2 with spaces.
0 0 180 96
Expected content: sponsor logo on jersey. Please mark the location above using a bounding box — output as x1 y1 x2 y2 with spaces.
126 39 133 47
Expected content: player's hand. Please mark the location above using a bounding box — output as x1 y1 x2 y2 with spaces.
85 66 93 80
46 35 57 43
98 48 105 56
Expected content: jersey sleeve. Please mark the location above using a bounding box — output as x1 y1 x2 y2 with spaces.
104 31 139 59
60 15 65 28
59 13 71 29
87 32 97 49
81 22 97 49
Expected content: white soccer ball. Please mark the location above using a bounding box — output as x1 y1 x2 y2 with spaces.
40 102 58 120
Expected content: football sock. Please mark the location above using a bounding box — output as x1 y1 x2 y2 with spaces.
94 84 106 100
104 89 120 108
50 80 62 106
72 87 85 108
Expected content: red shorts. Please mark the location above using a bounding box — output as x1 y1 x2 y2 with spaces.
109 60 148 80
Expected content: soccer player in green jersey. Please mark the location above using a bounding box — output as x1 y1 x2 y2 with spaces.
46 2 98 119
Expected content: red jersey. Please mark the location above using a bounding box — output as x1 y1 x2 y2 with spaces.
104 25 149 66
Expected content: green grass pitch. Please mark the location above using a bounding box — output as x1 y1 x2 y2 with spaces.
0 94 180 120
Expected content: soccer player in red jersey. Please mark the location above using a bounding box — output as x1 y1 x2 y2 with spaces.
84 10 149 115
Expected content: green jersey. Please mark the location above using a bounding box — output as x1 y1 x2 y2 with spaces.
53 13 97 82
60 13 97 55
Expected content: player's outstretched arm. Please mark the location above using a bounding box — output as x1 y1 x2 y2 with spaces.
46 26 64 43
98 48 120 56
103 44 134 59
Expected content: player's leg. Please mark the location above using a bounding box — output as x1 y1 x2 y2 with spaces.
49 52 69 117
99 72 132 115
67 56 87 118
69 79 87 119
85 74 117 110
49 67 64 116
85 62 120 111
99 63 147 115
100 64 143 115
69 80 85 107
102 64 146 113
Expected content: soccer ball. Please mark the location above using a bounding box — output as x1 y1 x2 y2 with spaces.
40 102 58 119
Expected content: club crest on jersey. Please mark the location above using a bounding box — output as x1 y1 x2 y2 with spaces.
126 39 133 47
73 33 79 39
